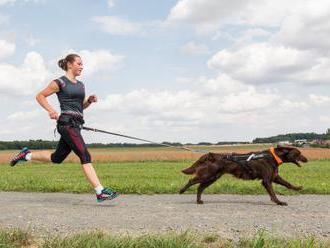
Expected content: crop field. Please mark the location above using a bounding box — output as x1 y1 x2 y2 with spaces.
1 144 330 164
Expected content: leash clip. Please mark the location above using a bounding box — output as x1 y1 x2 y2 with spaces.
53 127 57 141
246 154 255 161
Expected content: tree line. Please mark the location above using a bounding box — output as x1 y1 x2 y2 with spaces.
0 140 249 150
253 129 330 143
3 129 329 150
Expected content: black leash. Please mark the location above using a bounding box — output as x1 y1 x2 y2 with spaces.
82 126 209 153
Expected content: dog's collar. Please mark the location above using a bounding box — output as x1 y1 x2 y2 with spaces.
269 147 283 165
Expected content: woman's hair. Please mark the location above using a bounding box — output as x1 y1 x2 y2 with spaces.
58 54 80 71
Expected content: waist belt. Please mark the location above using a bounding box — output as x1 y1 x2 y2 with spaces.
57 114 84 128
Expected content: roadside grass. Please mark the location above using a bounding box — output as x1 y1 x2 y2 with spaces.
0 229 329 248
0 160 329 194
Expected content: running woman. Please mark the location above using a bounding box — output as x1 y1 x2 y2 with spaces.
10 53 118 203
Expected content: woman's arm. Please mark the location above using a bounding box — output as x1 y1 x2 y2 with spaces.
83 94 97 109
36 80 60 120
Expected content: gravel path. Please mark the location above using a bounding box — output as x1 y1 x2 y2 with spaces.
0 192 329 239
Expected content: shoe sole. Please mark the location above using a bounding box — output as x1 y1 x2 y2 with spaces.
96 193 120 203
10 148 30 167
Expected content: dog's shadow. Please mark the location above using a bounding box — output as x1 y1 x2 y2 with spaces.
177 199 274 206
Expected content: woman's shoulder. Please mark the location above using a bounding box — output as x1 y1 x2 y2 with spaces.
53 76 66 88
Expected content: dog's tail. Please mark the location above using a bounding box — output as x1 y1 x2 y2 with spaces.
181 166 196 174
181 153 210 174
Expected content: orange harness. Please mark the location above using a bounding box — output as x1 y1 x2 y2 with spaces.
269 147 283 165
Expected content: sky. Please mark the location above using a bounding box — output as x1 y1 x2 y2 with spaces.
0 0 330 144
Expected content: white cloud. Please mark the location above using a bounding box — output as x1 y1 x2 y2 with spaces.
78 49 124 77
96 82 281 124
92 16 141 36
207 43 329 85
181 41 209 55
88 77 313 142
202 73 249 94
97 89 204 121
107 0 115 8
168 0 246 24
167 0 330 35
0 40 15 60
275 9 330 52
0 0 15 5
219 88 279 113
0 0 44 5
62 49 125 77
309 94 330 106
92 15 164 36
319 116 330 123
0 52 49 96
7 109 42 121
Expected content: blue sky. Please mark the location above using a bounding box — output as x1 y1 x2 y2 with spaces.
1 0 330 143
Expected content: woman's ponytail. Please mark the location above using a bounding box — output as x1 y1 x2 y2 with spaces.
57 54 80 71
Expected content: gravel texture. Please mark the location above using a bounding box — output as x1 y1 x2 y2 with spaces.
0 192 329 239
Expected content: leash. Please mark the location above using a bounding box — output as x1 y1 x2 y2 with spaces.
82 126 209 153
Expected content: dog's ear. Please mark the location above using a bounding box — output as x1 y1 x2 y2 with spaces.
276 146 291 153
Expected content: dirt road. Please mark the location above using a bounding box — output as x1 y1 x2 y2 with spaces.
0 192 329 239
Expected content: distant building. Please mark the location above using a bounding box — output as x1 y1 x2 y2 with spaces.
294 139 307 145
278 140 291 145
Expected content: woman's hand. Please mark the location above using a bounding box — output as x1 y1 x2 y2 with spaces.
87 95 97 104
48 111 59 120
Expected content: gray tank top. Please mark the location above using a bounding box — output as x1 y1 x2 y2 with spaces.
55 76 85 118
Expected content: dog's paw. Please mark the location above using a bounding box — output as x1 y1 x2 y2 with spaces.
197 200 204 204
179 189 185 194
293 186 303 191
277 201 288 206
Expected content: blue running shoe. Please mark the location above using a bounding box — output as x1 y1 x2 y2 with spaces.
96 187 119 203
10 147 31 167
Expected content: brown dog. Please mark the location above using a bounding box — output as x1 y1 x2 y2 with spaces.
179 146 308 205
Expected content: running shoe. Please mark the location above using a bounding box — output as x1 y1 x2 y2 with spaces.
10 147 31 167
96 187 119 203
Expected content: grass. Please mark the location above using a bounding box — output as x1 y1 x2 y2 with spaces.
0 229 329 248
0 160 329 194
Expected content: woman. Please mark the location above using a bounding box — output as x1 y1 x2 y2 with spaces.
10 54 118 203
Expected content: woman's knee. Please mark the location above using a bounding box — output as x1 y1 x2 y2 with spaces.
50 153 65 164
79 150 92 164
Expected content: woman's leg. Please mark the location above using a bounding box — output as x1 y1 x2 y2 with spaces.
30 150 52 162
10 137 70 166
81 163 102 188
59 126 118 201
60 126 102 188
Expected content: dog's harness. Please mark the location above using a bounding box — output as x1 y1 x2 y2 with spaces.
224 147 283 176
269 147 283 165
223 150 268 162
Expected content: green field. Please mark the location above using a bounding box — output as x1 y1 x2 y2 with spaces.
1 228 329 248
0 159 329 194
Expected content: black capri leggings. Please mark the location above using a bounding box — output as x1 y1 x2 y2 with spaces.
51 125 91 165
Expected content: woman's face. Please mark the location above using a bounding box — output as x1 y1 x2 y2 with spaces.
68 56 83 76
